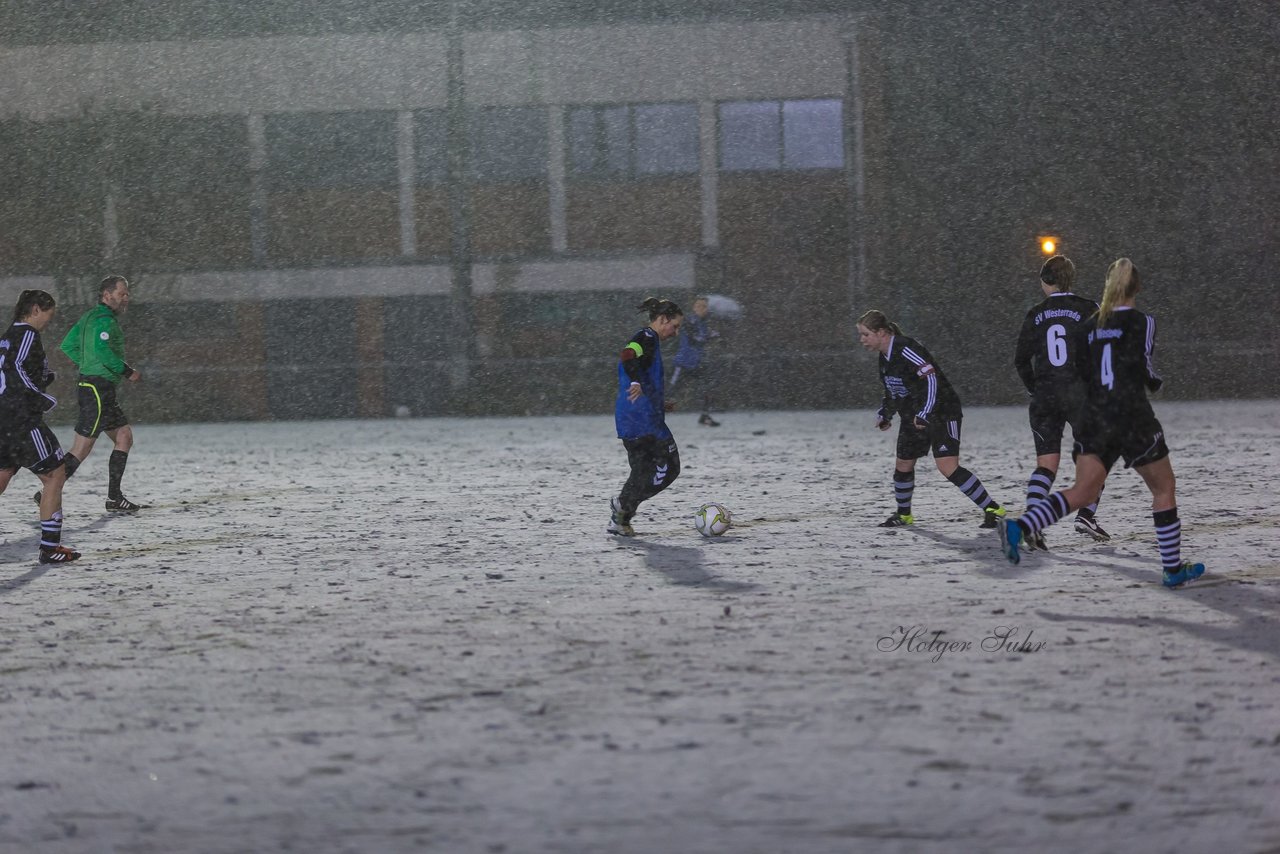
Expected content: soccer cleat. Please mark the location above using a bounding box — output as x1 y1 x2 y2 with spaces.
997 519 1023 565
608 497 635 536
980 505 1007 529
877 512 914 528
1074 514 1111 541
610 496 633 523
1026 531 1049 552
1162 561 1205 588
698 413 721 427
105 496 147 512
32 490 42 506
39 545 81 564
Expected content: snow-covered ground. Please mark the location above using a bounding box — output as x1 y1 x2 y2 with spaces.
2 400 1277 854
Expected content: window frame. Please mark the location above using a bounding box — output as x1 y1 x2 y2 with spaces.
717 97 846 173
565 101 701 181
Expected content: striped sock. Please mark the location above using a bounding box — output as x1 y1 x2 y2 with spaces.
893 470 915 516
40 510 63 550
1027 466 1055 506
946 466 996 510
1153 507 1181 571
1018 493 1070 535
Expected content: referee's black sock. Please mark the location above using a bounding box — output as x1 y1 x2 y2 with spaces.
108 450 128 500
62 453 81 478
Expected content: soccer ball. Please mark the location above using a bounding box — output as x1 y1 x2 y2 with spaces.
694 503 732 537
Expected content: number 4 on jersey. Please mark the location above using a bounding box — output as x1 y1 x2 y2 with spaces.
1099 342 1114 389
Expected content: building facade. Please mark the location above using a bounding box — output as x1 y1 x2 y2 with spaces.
0 17 864 420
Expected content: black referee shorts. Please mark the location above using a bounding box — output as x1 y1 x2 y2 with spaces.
75 375 129 439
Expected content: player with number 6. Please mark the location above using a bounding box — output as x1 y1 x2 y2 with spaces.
1013 254 1109 549
998 258 1205 588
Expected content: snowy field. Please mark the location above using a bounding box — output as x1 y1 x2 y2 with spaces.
1 400 1278 854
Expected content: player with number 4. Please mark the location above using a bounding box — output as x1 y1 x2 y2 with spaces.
1013 254 1109 549
998 258 1204 588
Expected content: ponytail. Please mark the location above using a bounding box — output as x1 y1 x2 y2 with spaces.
1097 258 1140 326
856 309 903 337
12 289 55 323
638 297 683 321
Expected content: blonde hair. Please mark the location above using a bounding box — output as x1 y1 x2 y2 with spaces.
1097 258 1141 326
856 309 903 337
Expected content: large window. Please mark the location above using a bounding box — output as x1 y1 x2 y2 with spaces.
110 113 253 268
567 102 699 178
469 107 547 182
0 118 103 272
568 106 629 175
267 111 398 190
718 98 844 171
264 111 399 263
412 109 447 186
117 114 249 194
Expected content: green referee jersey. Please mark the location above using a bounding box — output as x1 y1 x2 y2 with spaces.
60 304 132 384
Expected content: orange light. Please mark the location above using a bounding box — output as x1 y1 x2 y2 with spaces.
1040 237 1058 255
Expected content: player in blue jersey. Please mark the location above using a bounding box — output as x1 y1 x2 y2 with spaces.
669 295 721 426
857 309 1006 530
998 258 1205 587
609 298 684 536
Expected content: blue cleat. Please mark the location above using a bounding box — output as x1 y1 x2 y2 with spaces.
1162 561 1205 588
997 518 1023 565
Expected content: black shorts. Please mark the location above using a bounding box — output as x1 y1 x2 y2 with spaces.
1028 390 1085 457
896 414 962 460
0 420 65 475
1074 413 1169 471
75 376 129 438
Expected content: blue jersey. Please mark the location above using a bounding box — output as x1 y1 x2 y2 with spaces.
673 313 713 369
615 327 671 440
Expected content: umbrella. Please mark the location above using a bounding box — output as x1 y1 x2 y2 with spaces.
704 294 743 320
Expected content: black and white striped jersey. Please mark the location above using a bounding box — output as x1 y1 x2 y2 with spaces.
0 322 57 424
1014 292 1098 400
1080 306 1163 420
876 334 962 423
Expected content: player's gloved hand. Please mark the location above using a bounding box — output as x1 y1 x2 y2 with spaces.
875 408 892 430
